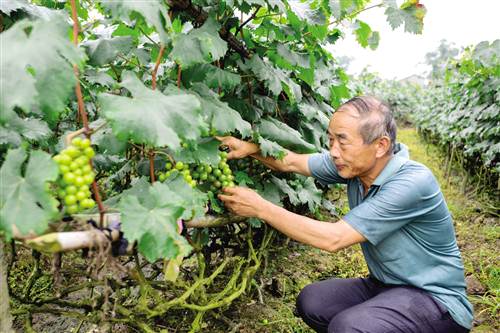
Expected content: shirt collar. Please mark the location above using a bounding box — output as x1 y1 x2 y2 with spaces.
371 142 409 186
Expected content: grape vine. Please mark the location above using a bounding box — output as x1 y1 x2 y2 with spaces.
0 0 427 331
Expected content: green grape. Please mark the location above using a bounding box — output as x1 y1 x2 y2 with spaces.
189 180 197 188
182 164 189 170
214 169 222 177
200 172 208 181
181 169 190 176
175 161 184 170
165 162 173 170
59 165 70 174
83 147 95 158
53 155 63 163
81 164 92 174
208 175 216 182
83 174 94 185
58 154 72 165
222 181 229 188
69 162 80 171
66 185 77 195
227 174 234 181
214 180 222 188
64 146 80 158
228 181 235 187
223 167 231 175
204 165 213 173
74 176 85 186
219 174 227 182
71 137 83 147
76 191 86 201
220 151 228 159
64 194 77 205
76 155 89 166
80 198 95 209
67 205 79 214
165 171 172 178
210 185 217 191
73 168 83 176
159 173 166 182
184 174 192 182
57 189 66 198
63 172 76 184
80 138 91 149
192 172 200 179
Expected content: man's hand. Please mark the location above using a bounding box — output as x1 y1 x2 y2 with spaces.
218 186 269 218
215 136 259 160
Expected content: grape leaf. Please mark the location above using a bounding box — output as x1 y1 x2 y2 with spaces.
118 180 206 262
101 0 171 44
0 148 59 240
384 0 426 34
204 66 242 91
83 36 134 66
296 177 322 211
238 55 302 102
0 15 84 124
354 20 379 50
256 118 316 152
190 83 252 138
257 137 287 159
171 138 222 166
99 71 206 150
171 17 228 68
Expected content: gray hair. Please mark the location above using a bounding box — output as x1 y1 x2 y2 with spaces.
338 96 397 154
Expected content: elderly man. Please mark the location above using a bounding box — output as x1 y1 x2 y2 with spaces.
217 96 472 333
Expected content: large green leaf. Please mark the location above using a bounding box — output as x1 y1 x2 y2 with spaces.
256 118 316 152
171 17 228 68
0 15 84 124
101 0 171 44
171 138 222 166
119 178 207 262
83 36 134 66
238 55 302 102
384 0 426 34
354 20 379 50
99 71 206 149
190 83 252 138
0 148 59 240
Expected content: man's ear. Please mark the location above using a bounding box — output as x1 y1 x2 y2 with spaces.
375 136 391 158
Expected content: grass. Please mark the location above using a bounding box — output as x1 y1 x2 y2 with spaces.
214 128 499 332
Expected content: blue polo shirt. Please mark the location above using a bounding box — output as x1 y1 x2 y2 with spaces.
308 143 473 330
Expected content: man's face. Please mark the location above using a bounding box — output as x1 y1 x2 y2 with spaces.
327 107 378 179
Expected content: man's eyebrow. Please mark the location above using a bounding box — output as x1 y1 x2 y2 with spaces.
334 132 348 139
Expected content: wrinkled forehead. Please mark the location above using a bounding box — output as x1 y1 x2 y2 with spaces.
328 108 363 137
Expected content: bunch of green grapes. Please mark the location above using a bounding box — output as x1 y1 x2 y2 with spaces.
157 151 235 192
53 137 96 214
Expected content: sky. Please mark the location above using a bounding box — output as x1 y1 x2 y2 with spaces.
330 0 500 79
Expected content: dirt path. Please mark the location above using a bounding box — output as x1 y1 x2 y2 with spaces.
224 128 499 333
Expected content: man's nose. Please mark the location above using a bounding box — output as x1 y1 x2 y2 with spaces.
330 145 340 160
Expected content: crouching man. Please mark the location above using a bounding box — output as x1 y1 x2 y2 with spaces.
217 96 472 333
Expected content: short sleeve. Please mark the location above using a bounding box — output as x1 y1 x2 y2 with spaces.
307 152 348 185
343 174 432 246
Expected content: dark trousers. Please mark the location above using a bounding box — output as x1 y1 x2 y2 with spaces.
296 277 470 333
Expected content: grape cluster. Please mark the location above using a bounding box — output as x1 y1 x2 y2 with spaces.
53 138 96 214
157 151 235 193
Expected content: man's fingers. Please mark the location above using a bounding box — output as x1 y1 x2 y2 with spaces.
221 186 238 194
215 136 230 143
226 151 238 160
218 194 235 202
